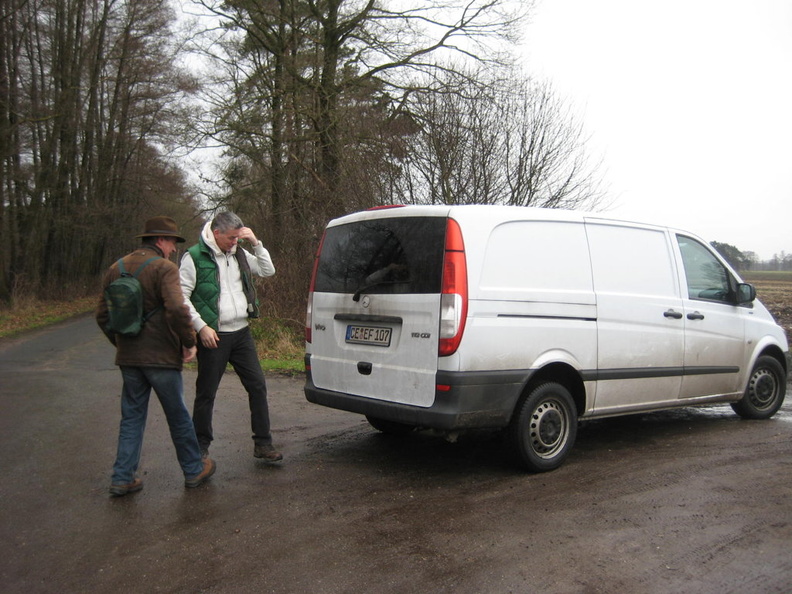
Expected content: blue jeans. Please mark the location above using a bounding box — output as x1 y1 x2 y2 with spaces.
193 326 272 449
112 366 204 484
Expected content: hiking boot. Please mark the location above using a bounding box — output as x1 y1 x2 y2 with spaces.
253 444 283 462
185 458 216 488
109 477 143 497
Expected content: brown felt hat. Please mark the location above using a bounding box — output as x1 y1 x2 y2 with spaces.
136 215 186 243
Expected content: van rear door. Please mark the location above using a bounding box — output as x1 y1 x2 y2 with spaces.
307 214 447 407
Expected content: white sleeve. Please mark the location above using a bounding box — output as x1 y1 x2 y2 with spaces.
248 241 276 277
179 252 208 333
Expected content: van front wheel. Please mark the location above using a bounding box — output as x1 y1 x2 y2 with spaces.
731 355 786 420
510 382 577 472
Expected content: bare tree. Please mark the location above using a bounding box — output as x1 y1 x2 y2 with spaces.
397 70 606 209
189 0 527 214
0 0 199 302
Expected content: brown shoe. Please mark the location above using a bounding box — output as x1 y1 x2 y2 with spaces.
109 477 143 497
185 458 216 488
254 444 283 462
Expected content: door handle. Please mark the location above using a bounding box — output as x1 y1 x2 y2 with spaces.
687 311 705 320
664 309 683 319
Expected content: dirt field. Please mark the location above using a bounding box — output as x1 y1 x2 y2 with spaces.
743 271 792 338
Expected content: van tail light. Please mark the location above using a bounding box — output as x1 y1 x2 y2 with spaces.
306 231 326 344
305 298 313 344
439 218 467 357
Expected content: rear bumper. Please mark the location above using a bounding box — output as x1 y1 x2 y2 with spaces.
304 355 529 430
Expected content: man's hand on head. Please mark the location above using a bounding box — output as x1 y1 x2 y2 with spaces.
238 227 259 245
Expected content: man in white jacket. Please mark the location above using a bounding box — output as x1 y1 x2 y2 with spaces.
180 212 282 461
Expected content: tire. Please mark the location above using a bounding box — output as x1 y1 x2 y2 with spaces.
365 415 415 435
510 382 577 472
731 355 787 419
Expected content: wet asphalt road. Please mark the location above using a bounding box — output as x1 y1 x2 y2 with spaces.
1 314 791 593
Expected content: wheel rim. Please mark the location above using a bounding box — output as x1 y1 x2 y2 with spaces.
748 368 778 410
530 399 569 459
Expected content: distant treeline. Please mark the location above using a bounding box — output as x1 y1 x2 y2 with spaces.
712 242 791 272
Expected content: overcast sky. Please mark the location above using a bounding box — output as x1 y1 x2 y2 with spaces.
519 0 792 260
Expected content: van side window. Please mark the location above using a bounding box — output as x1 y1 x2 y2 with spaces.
676 235 733 303
587 223 676 297
481 221 592 294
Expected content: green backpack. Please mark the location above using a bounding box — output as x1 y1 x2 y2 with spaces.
104 257 161 336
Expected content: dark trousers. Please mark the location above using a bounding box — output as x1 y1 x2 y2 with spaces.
193 326 272 448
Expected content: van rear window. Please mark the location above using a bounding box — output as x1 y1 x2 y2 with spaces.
315 217 446 295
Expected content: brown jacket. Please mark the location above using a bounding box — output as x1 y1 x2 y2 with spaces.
96 245 196 369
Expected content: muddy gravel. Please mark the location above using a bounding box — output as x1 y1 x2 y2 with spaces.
1 315 790 593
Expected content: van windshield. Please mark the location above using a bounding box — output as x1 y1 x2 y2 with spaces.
315 217 446 295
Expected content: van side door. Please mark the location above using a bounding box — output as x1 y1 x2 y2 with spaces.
674 235 746 399
586 222 685 414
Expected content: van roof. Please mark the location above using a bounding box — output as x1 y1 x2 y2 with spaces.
328 205 657 230
329 205 586 226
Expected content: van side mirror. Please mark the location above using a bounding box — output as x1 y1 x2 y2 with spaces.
736 282 756 304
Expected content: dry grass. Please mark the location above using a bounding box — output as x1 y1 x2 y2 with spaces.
249 316 305 374
0 295 97 339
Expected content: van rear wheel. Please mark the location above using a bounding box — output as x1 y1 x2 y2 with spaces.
731 355 786 419
510 382 577 472
366 416 415 435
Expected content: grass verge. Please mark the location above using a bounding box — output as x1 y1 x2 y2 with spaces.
0 296 98 339
0 295 306 375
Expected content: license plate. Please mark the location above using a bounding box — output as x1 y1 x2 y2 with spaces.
345 325 392 347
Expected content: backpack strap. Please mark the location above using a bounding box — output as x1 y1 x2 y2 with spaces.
131 256 160 277
117 256 159 277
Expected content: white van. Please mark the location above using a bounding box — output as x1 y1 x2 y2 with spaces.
304 205 789 471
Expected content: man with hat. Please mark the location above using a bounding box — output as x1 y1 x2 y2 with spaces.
96 216 216 496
